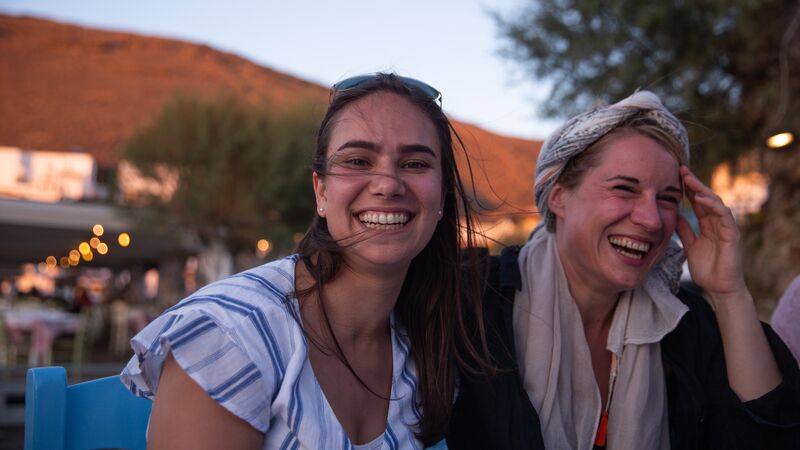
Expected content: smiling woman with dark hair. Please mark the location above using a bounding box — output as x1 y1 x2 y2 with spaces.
121 73 492 450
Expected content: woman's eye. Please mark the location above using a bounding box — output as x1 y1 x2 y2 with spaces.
345 157 370 167
403 160 430 169
613 185 635 193
658 195 681 205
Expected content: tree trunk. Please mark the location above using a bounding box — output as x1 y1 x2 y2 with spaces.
742 147 800 307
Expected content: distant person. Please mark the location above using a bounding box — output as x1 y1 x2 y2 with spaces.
448 91 800 449
71 285 92 312
772 275 800 365
121 73 491 449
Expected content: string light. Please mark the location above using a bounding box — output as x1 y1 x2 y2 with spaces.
256 239 272 258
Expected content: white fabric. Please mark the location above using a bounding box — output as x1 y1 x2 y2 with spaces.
352 433 386 450
513 226 688 450
772 275 800 365
121 255 423 450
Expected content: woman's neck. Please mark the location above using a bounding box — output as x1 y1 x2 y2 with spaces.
296 260 406 346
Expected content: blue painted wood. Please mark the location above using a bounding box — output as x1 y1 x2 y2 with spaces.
24 367 152 450
24 367 67 450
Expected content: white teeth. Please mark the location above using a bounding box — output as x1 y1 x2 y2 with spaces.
358 211 410 228
609 236 651 253
614 247 644 260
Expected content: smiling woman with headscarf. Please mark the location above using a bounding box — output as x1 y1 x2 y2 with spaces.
447 91 800 450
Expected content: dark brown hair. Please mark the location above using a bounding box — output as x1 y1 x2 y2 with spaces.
294 73 491 444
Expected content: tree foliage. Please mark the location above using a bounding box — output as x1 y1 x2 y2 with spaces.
495 0 800 179
124 94 321 252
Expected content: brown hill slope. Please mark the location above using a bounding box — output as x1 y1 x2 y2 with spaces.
0 14 541 218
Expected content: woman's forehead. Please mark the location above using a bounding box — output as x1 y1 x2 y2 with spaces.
590 134 681 180
327 92 440 153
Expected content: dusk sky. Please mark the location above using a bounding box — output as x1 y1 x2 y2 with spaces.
1 0 562 141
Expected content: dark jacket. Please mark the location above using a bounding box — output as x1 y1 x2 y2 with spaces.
448 247 800 449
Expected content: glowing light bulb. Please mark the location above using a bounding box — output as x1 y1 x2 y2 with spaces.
766 132 795 149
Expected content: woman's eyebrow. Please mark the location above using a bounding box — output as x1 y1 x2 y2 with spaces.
400 144 436 157
335 140 376 152
605 175 682 193
605 175 639 184
334 141 436 157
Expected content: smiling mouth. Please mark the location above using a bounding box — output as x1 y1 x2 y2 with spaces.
609 236 651 260
358 211 411 230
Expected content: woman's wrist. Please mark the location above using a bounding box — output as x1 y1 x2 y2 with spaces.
707 288 755 316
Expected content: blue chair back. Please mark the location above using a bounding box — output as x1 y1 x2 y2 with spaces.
24 366 152 450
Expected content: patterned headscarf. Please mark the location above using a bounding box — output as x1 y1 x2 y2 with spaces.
534 90 689 231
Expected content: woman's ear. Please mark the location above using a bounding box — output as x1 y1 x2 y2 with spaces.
548 183 567 219
312 172 326 217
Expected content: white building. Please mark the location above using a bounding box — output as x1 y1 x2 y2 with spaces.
0 146 99 202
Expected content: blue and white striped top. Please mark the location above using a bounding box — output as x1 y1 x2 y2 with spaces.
121 254 424 449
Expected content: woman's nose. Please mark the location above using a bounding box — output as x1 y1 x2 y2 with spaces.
369 168 406 198
631 196 663 231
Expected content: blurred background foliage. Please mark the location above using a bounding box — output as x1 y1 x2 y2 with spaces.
494 0 800 301
123 93 321 255
494 0 799 182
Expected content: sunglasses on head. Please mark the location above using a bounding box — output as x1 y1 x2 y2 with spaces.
330 74 442 106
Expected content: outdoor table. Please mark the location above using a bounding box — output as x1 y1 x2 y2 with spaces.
2 307 81 365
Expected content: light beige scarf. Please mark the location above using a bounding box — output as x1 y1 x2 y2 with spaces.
513 226 688 450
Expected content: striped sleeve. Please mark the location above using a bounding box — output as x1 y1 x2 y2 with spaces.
121 307 276 433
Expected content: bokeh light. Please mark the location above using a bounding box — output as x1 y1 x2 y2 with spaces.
118 232 131 247
256 239 272 258
93 224 105 236
97 242 109 255
766 132 795 149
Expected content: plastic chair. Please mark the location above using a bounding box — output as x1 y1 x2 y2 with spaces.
24 366 152 450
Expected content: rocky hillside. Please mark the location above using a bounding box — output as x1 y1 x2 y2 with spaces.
0 14 542 225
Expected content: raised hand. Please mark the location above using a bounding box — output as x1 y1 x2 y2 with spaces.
675 165 747 299
675 166 781 399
